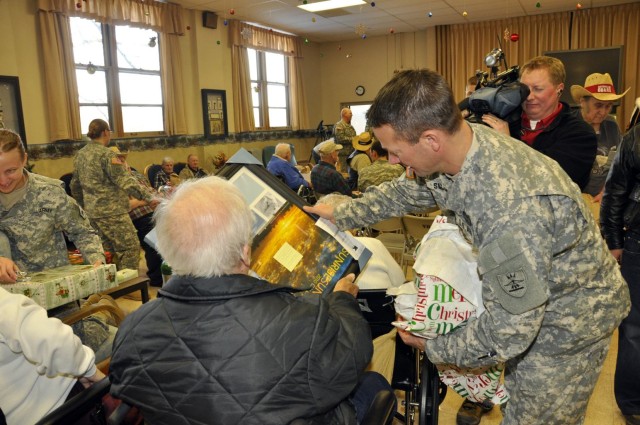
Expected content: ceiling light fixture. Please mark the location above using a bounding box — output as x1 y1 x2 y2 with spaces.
298 0 366 13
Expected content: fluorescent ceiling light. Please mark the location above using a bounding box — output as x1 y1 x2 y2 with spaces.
298 0 366 13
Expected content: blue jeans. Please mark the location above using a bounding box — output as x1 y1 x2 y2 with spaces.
615 232 640 415
350 371 396 425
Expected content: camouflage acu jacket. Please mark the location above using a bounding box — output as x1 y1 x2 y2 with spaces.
335 123 629 368
71 141 153 218
0 172 104 271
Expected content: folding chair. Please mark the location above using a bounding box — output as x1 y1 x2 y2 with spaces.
370 217 405 265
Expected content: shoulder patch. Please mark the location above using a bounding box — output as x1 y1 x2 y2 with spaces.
479 233 548 315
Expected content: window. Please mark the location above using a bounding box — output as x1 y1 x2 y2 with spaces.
70 17 164 136
247 48 289 129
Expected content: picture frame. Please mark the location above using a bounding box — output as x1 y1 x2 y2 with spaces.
217 160 371 296
0 76 27 146
201 89 228 139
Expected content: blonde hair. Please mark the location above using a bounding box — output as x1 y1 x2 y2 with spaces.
0 129 26 160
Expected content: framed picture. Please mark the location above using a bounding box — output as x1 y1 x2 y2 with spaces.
201 89 228 139
0 76 27 146
217 160 371 296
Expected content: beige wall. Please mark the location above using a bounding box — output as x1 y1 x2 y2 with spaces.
316 29 437 125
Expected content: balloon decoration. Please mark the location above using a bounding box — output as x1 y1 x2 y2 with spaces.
510 33 520 42
536 2 541 8
462 11 468 17
389 28 395 34
428 12 433 17
229 8 235 15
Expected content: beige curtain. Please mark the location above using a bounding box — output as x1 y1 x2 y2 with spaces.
38 11 82 141
231 42 256 132
572 2 640 129
289 56 309 131
37 0 184 34
436 12 571 101
229 20 308 131
37 0 186 139
160 33 187 135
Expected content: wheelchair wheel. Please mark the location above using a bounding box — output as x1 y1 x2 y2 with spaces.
418 356 445 425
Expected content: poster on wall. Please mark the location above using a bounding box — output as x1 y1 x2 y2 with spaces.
0 76 27 145
201 89 228 139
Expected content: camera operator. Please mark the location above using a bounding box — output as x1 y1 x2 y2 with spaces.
482 56 597 191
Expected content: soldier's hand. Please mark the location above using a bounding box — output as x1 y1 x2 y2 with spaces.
333 273 358 297
398 328 427 352
610 248 623 264
0 257 19 283
303 203 336 223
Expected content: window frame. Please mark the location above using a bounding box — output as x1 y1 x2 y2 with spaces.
248 48 291 130
71 17 165 138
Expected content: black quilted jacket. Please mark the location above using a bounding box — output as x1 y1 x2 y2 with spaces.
109 274 373 425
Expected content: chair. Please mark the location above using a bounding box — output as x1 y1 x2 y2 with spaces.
61 294 125 374
262 145 277 167
144 164 162 188
34 377 112 425
401 213 438 271
370 217 405 265
59 173 74 197
173 162 187 175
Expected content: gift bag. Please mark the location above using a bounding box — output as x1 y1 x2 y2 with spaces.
388 216 509 405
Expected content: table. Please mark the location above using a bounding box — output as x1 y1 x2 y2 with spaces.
100 276 150 303
3 264 118 310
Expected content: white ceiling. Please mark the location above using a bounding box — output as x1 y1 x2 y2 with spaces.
171 0 633 42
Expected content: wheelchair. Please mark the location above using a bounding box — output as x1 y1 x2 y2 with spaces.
358 290 448 425
392 339 448 425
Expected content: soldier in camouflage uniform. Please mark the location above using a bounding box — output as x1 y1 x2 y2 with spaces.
0 129 110 357
334 108 357 173
71 119 156 271
306 70 630 425
0 129 104 280
357 140 404 192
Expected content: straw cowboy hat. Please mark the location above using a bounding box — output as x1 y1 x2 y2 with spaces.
352 132 374 151
570 73 630 103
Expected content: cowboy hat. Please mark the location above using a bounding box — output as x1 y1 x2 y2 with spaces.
570 73 630 103
352 132 373 151
315 139 343 155
108 146 129 157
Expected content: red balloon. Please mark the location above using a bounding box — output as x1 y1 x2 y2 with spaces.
510 33 520 42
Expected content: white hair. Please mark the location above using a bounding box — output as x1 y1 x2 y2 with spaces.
274 143 291 157
154 176 253 277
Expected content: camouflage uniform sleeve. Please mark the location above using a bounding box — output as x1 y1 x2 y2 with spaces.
55 188 105 265
69 173 84 208
424 196 553 368
334 176 438 230
106 154 154 202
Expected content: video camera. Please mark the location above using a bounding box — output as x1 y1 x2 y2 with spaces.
459 48 530 124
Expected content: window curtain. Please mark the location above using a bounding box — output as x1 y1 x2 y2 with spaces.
572 2 640 129
37 11 82 141
229 20 308 131
37 0 186 140
436 12 571 101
